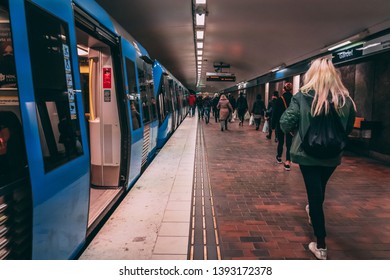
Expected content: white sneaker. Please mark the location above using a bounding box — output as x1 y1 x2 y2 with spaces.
308 242 327 260
305 204 312 225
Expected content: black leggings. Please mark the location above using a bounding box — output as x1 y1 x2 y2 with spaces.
299 165 337 239
276 124 292 161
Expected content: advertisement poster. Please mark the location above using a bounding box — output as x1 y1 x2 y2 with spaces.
0 23 17 88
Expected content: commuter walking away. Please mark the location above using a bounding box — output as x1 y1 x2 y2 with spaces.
212 93 220 123
251 94 266 130
272 83 293 170
236 91 248 126
280 58 356 260
188 92 196 117
217 94 233 131
196 94 203 120
266 91 279 141
228 93 236 122
202 93 212 124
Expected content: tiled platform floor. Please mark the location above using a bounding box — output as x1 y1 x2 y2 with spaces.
202 117 390 260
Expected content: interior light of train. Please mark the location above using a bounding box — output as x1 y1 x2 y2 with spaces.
77 45 89 56
196 0 206 4
197 42 203 48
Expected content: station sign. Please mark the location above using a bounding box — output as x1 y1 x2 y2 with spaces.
332 44 363 63
206 72 236 82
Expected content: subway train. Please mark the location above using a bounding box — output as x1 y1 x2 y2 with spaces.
0 0 189 260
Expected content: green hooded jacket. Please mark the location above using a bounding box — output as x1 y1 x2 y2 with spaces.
280 90 356 166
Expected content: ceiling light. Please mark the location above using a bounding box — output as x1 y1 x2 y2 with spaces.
197 50 203 55
327 40 352 51
356 42 381 51
196 0 206 4
196 30 204 39
197 42 203 49
196 14 205 26
270 63 286 72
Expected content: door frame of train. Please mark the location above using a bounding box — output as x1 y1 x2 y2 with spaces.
120 38 143 188
8 0 90 259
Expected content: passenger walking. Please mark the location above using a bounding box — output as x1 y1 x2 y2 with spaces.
280 58 356 260
228 93 236 122
272 82 293 170
196 94 203 120
236 92 248 126
250 94 266 130
188 92 196 117
202 93 212 124
212 93 220 123
217 94 233 131
266 91 279 141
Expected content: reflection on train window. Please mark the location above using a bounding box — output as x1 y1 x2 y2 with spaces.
0 4 17 89
25 2 83 172
125 58 141 130
136 58 156 123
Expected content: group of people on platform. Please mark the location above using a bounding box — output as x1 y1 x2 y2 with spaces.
187 58 357 261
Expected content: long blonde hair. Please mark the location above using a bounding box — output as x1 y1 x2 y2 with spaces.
301 58 356 116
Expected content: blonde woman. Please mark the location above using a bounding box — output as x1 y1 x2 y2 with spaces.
280 58 356 260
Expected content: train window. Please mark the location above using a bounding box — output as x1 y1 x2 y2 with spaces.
156 78 166 123
125 58 141 130
25 2 83 172
136 59 156 123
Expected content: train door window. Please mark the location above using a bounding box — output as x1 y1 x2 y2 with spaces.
125 58 141 130
0 2 28 184
157 76 166 123
163 76 172 113
25 2 83 172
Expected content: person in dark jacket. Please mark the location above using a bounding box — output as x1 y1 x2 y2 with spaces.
211 93 220 123
236 92 248 126
266 91 279 140
280 58 356 260
272 82 293 170
250 94 266 130
196 94 203 119
228 93 236 122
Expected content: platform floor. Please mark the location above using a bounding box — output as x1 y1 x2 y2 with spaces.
79 113 390 260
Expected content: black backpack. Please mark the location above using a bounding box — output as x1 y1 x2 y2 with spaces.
301 103 347 159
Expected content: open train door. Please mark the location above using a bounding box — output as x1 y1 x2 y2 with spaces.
73 5 129 234
6 0 90 259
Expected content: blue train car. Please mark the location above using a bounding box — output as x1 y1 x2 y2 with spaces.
0 0 188 259
154 60 189 149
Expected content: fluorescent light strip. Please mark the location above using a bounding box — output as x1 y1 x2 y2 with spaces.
196 14 205 26
196 0 206 4
197 42 204 49
328 40 352 51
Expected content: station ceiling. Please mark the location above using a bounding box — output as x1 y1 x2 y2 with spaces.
96 0 390 93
